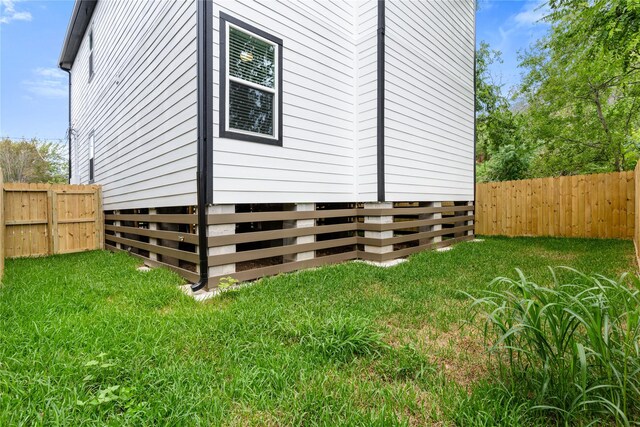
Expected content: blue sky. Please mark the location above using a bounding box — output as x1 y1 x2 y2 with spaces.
0 0 549 142
477 0 550 94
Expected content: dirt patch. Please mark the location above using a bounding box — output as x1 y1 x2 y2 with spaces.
381 318 489 390
526 246 578 262
420 325 488 389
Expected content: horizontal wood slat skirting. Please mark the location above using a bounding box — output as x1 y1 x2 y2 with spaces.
106 244 200 283
104 207 199 279
103 202 474 288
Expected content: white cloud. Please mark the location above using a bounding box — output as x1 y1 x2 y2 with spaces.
0 0 31 24
513 0 550 27
23 68 67 98
0 0 32 24
495 0 550 52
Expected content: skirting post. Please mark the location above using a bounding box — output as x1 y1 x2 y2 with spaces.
467 201 474 237
148 208 158 261
208 205 236 278
363 202 394 256
284 203 315 262
114 209 122 250
430 202 443 244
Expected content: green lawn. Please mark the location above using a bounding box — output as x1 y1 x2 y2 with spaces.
0 237 635 426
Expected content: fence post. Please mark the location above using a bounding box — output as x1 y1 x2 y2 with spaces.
47 190 54 256
49 191 59 255
95 186 104 250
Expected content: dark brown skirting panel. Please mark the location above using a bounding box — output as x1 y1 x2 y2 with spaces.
103 202 474 289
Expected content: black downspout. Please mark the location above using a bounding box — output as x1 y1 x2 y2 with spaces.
64 69 72 183
192 0 212 292
473 1 477 232
376 0 385 202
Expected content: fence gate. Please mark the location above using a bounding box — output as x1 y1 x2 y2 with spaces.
2 183 103 258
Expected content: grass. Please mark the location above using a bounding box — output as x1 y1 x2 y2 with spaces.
466 268 640 425
0 236 635 426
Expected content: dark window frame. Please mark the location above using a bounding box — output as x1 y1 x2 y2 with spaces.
88 131 95 183
88 28 95 82
219 12 283 147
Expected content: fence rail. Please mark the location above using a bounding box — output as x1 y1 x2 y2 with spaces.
476 171 635 239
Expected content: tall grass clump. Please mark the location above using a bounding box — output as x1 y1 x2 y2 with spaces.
465 268 640 425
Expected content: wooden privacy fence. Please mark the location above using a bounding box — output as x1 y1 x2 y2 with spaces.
0 182 103 266
476 171 636 239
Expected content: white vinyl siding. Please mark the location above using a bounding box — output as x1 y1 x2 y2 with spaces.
68 0 475 208
355 0 378 201
383 0 475 202
213 0 357 204
70 0 198 210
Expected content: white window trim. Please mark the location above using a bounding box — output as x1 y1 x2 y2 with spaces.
224 21 280 141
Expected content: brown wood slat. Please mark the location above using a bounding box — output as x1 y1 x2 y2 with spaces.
358 215 475 232
106 224 199 245
359 224 475 247
106 243 199 283
106 234 199 263
210 222 355 246
208 208 358 224
363 205 475 216
358 234 474 262
208 251 358 287
209 237 357 266
105 214 198 224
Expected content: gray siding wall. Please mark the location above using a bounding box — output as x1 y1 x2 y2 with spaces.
355 0 378 201
70 0 198 210
384 0 475 202
212 0 359 204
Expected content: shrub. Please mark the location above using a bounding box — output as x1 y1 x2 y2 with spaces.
465 268 640 425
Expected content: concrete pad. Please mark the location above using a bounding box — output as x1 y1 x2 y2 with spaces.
180 284 219 302
137 265 151 272
354 258 407 268
436 246 453 252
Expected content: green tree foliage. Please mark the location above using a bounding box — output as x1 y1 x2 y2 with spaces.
477 0 640 181
0 138 67 183
475 42 527 181
475 41 521 162
518 0 640 175
484 144 530 182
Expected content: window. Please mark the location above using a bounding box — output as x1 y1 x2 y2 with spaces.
88 29 94 81
88 132 95 183
220 13 283 146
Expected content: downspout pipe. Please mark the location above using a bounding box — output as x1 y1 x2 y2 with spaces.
61 67 72 183
191 0 212 292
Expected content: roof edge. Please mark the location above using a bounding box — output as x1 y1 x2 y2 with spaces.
58 0 98 71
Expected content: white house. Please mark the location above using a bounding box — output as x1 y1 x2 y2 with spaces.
59 0 476 289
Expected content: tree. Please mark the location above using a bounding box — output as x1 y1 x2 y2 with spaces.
484 144 530 182
475 41 527 181
0 138 67 183
518 0 640 175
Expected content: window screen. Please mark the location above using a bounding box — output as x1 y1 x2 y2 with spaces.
220 13 283 146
